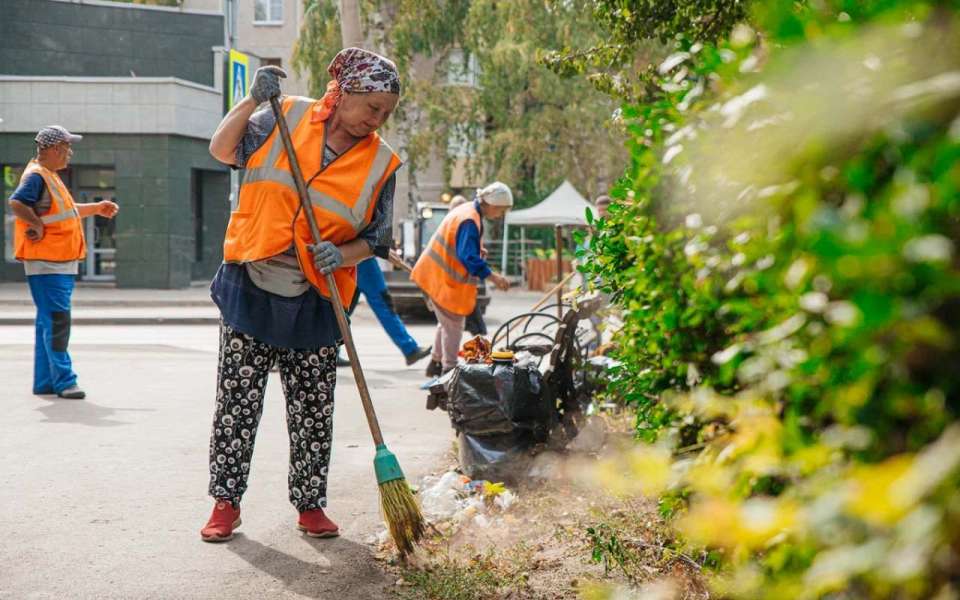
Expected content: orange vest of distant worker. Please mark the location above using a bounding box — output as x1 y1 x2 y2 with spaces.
411 202 482 316
14 160 86 262
223 96 401 306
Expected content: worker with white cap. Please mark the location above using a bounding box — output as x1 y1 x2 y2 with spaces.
411 181 513 377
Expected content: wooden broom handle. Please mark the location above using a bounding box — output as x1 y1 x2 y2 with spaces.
387 250 412 273
269 96 385 446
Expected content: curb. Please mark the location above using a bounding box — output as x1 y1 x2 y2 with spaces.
0 317 219 326
0 300 215 308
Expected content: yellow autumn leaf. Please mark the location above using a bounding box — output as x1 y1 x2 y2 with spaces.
679 497 800 551
845 454 915 527
789 443 835 475
482 481 506 498
625 446 673 497
589 446 673 498
684 461 735 496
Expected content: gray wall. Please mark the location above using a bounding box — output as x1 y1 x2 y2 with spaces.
0 0 223 86
192 168 230 281
0 133 230 287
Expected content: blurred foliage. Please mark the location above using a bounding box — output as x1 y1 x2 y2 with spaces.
573 0 960 597
541 0 749 102
291 0 626 205
292 0 343 86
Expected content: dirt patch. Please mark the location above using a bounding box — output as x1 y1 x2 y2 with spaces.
378 424 709 599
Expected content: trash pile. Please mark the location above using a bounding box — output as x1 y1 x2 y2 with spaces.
429 347 555 482
458 335 493 363
418 470 518 526
427 296 614 483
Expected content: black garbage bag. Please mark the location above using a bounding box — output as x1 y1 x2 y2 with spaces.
447 362 554 440
457 431 533 483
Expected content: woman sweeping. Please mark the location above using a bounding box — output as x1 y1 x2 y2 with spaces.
200 48 402 542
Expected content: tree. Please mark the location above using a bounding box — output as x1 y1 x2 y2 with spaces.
541 0 751 103
338 0 363 48
293 0 627 206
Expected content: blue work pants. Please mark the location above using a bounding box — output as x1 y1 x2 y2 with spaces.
356 258 418 357
27 274 78 394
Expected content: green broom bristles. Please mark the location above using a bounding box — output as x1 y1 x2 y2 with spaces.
380 478 425 555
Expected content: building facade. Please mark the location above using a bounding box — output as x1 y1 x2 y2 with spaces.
0 0 231 287
183 0 310 95
182 0 459 233
1 0 481 287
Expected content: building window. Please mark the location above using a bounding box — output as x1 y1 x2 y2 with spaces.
447 123 482 158
446 49 480 87
254 0 283 24
261 57 282 68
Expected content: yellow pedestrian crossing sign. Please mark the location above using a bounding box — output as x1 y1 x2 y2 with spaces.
228 49 249 110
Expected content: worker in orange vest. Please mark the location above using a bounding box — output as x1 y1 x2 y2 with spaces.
200 49 402 543
449 194 489 337
7 126 119 400
412 182 513 377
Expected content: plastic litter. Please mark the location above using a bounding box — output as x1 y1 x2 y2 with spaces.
412 470 520 527
494 490 517 510
419 471 466 520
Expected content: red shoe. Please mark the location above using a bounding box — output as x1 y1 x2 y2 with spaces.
200 500 241 543
297 508 340 538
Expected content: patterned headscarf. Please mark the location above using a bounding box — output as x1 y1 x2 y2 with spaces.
312 47 401 122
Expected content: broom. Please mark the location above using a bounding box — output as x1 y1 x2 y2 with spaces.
268 96 425 555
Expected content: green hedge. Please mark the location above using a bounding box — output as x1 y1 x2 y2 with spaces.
578 0 960 595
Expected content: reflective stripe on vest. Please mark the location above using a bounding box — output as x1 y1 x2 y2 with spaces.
40 209 80 224
261 100 312 167
424 236 479 285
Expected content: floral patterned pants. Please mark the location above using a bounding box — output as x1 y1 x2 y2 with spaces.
208 321 338 512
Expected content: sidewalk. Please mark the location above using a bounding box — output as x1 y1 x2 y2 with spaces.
0 281 215 307
0 282 545 326
0 281 220 325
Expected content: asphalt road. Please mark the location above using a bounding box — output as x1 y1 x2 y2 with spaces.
0 291 537 600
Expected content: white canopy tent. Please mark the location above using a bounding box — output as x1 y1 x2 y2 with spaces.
505 180 595 227
500 180 595 273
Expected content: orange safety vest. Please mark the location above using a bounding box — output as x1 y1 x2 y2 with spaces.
223 96 402 307
14 160 86 262
411 202 482 316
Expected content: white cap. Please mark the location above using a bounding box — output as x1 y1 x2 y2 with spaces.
477 181 513 207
